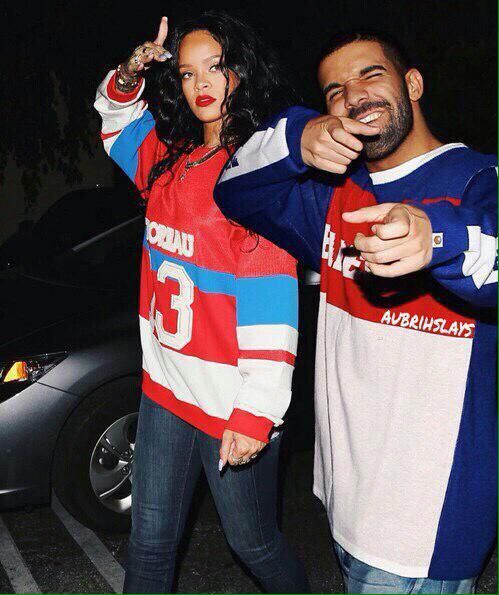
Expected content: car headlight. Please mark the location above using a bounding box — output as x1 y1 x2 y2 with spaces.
0 352 67 401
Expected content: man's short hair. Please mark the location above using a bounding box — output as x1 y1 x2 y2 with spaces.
318 30 413 77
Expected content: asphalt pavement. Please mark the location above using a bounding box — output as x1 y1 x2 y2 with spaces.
0 447 496 594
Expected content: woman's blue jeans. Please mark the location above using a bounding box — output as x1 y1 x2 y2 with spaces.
123 395 310 594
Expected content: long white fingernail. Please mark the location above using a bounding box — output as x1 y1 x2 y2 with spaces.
218 459 224 472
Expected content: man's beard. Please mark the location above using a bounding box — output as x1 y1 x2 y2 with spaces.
348 86 413 161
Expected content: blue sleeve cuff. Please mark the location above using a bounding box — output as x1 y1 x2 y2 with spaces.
284 107 321 172
417 202 469 268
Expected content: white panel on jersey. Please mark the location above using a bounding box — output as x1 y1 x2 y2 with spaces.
313 294 473 578
237 324 298 355
218 118 290 182
235 358 294 425
463 226 498 288
484 270 498 285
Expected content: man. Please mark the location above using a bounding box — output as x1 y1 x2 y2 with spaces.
215 31 497 594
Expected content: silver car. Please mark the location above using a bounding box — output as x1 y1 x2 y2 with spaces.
0 187 144 531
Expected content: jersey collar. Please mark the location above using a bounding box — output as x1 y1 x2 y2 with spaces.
368 143 467 186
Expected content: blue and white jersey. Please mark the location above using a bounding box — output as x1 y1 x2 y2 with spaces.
215 107 498 580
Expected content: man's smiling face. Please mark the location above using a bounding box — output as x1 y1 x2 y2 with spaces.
318 40 414 161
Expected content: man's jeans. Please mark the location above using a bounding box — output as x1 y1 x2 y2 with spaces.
334 542 476 594
123 395 310 594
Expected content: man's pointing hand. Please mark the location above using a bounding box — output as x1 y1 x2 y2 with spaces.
301 115 380 174
343 203 433 277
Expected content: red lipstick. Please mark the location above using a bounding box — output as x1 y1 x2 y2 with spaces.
196 95 216 107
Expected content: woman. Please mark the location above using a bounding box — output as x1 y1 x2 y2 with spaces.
94 10 310 594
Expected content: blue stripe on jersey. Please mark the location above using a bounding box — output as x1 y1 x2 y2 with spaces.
147 244 236 295
235 275 298 329
110 110 155 182
147 243 297 328
427 319 497 580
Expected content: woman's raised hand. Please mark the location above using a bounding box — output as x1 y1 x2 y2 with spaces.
123 16 171 76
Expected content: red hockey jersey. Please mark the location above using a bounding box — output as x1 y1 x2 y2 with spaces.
94 71 298 442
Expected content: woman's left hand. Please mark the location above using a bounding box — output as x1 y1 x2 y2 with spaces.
219 430 266 469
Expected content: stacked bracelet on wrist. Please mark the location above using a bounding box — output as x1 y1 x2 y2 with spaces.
115 62 140 93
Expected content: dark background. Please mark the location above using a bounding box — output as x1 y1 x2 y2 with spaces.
1 0 497 215
1 0 497 482
1 0 497 494
0 3 496 593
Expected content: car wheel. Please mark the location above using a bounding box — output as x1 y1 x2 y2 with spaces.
52 376 141 532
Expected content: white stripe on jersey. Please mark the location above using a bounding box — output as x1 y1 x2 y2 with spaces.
237 323 298 355
141 316 240 419
141 316 293 424
463 226 498 287
235 358 294 425
218 118 289 182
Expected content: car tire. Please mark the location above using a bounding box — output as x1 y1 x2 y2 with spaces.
52 376 141 532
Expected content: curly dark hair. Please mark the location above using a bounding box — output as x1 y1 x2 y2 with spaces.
146 10 297 189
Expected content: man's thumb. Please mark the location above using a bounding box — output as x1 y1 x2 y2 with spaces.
341 117 381 137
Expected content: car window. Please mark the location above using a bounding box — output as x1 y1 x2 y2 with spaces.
11 188 145 290
19 215 144 290
71 215 144 289
32 188 142 253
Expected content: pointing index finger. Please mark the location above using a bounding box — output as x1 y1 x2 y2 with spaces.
154 16 168 46
342 203 393 224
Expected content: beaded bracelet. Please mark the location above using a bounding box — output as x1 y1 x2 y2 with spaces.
116 62 140 92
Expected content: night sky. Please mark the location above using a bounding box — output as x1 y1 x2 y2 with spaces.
1 0 497 216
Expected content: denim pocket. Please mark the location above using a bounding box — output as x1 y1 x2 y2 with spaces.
347 556 417 593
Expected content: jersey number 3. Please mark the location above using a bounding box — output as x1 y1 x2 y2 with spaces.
152 261 194 350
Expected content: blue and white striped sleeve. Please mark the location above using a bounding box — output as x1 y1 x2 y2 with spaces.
419 165 498 307
215 106 332 272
